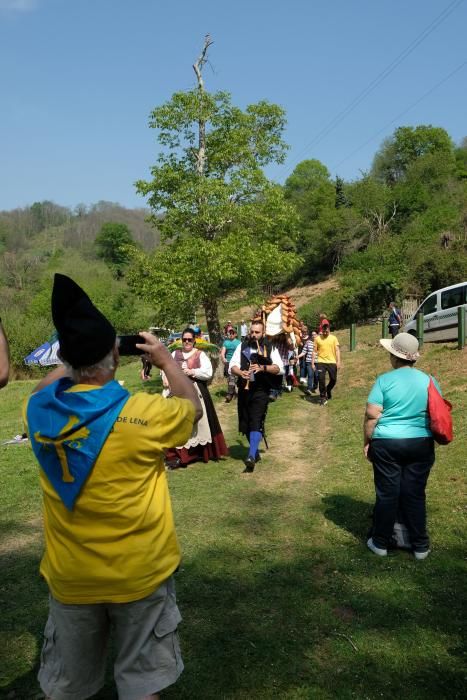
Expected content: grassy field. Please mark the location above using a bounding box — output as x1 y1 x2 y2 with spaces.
0 326 466 699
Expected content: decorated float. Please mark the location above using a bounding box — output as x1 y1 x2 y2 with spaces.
253 293 303 350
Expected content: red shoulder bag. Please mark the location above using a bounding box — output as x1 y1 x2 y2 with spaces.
427 377 453 445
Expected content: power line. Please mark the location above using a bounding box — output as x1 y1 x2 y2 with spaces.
278 0 465 178
332 59 467 172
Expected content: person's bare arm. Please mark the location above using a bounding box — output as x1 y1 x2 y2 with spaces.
220 346 227 363
0 321 10 388
137 332 202 422
231 364 250 380
363 402 383 459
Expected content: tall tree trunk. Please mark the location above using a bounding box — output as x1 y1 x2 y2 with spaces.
204 295 223 381
193 35 213 233
193 36 212 178
204 296 222 346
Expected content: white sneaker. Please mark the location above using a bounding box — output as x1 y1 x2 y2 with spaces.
367 538 387 557
414 550 431 560
299 378 307 385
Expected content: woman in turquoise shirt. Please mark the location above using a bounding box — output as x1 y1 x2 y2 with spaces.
220 328 241 402
364 333 439 560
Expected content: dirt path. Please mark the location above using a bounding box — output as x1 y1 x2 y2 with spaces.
216 388 330 489
222 277 340 323
0 516 42 555
259 395 330 489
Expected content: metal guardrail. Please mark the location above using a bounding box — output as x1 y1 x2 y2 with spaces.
347 308 466 350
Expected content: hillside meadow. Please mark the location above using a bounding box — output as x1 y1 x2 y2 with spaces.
0 324 465 699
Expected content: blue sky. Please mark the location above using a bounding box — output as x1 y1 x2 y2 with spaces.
1 0 466 211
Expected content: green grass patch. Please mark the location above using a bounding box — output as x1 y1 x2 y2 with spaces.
1 332 466 698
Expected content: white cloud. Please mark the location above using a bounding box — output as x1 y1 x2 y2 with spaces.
0 0 38 11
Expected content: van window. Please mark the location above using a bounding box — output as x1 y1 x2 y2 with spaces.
421 294 437 315
441 285 466 310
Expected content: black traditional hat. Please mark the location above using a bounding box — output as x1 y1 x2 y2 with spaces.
52 274 116 369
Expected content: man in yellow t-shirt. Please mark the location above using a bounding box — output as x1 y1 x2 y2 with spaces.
25 274 202 700
312 322 342 406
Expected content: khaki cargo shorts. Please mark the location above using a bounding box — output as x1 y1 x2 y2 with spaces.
38 576 183 700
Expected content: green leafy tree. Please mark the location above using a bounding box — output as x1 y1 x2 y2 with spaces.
454 137 467 180
284 159 341 273
335 176 349 209
345 174 397 243
134 36 300 343
371 125 454 185
30 201 69 234
284 160 336 228
393 150 457 221
127 231 300 331
95 222 134 277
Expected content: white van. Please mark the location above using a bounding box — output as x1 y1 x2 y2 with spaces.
404 282 467 341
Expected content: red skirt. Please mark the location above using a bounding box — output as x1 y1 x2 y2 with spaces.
166 380 229 466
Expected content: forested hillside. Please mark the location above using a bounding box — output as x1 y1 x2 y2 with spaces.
0 201 160 372
1 126 467 372
285 127 467 328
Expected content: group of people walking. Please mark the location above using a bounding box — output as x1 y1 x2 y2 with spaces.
160 315 343 475
221 315 342 407
2 278 448 699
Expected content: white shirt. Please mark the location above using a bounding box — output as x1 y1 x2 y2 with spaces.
162 349 213 388
229 343 284 376
172 349 213 381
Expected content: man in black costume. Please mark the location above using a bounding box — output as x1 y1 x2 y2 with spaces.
229 320 283 473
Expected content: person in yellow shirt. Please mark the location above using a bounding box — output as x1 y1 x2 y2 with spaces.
25 274 202 700
312 322 342 406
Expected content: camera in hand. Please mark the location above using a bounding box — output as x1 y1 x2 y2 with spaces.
117 334 145 356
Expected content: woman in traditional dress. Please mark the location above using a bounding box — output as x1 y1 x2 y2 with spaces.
163 327 229 469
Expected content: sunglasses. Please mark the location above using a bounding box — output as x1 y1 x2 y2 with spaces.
182 337 194 342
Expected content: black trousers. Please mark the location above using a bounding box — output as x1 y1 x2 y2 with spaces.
316 362 337 399
237 385 269 435
369 438 435 551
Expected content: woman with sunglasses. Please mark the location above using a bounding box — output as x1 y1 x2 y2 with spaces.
163 328 228 469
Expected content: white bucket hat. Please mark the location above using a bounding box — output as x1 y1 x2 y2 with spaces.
379 332 420 361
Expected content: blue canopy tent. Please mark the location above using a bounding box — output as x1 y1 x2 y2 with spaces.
24 338 62 367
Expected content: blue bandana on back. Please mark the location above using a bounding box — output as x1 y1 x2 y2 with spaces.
27 378 130 510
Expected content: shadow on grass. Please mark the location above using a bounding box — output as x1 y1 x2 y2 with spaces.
322 494 373 541
226 440 248 463
3 491 466 700
0 518 41 539
0 548 48 699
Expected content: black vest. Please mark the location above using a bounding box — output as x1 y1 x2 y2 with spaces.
238 338 274 390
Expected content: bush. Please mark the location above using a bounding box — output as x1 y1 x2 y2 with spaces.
300 270 401 330
2 306 53 376
300 289 343 330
